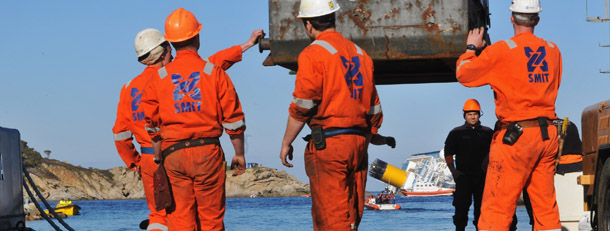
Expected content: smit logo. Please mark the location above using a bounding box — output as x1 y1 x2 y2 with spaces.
172 72 202 113
131 88 144 121
172 72 201 101
525 46 548 72
131 88 142 111
525 46 550 83
341 56 364 100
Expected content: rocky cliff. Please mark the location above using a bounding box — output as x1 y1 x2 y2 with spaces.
23 162 310 221
20 141 309 201
24 160 310 201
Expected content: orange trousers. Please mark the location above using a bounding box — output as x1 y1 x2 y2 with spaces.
164 144 226 231
141 154 168 231
478 126 560 231
305 134 368 231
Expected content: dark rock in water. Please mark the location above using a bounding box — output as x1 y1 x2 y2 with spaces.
48 212 67 219
24 203 42 221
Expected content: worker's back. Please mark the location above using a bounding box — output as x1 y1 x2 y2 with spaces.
457 32 562 122
292 31 378 130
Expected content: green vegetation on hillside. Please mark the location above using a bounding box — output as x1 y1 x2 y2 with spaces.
21 140 42 168
20 140 114 181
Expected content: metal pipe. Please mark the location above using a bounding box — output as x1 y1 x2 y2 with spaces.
258 38 270 53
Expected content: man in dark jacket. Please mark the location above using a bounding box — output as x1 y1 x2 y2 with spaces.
444 99 494 231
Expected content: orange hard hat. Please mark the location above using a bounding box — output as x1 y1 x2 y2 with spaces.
463 99 481 111
164 8 202 42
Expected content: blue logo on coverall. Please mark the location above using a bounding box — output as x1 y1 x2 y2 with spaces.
172 72 202 113
341 56 363 99
130 88 144 121
525 46 549 83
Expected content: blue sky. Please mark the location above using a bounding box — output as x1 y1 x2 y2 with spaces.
1 1 609 191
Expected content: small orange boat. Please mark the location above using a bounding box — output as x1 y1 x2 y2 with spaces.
364 192 401 210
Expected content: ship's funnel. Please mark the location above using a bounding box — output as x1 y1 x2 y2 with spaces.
369 159 408 189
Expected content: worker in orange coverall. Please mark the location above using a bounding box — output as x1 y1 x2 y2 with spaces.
278 0 383 230
141 8 257 230
455 0 562 230
116 19 262 231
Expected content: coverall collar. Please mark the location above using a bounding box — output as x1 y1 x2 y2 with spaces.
315 30 341 40
512 31 535 39
144 65 161 71
174 50 202 61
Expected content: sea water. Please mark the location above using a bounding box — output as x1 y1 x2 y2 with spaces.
26 195 534 231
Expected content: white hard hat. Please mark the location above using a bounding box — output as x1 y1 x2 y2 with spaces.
297 0 340 18
134 28 166 58
509 0 542 13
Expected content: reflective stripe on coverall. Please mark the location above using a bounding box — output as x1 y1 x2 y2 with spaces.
113 45 242 231
456 32 562 231
290 31 382 230
142 49 245 231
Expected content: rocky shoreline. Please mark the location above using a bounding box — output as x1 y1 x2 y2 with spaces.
19 141 309 220
22 158 309 220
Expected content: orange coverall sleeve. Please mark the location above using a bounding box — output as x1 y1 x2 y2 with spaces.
289 50 323 122
215 67 246 135
207 45 242 71
365 55 382 135
142 75 161 140
455 43 504 87
112 85 140 169
367 87 383 135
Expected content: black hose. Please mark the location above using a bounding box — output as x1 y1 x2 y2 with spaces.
22 166 75 231
22 178 62 231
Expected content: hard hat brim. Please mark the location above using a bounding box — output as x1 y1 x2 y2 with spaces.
137 39 167 58
509 6 542 13
297 5 340 18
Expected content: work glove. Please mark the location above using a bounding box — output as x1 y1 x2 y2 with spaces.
384 136 396 149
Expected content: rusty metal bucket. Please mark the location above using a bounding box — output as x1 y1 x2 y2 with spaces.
259 0 490 84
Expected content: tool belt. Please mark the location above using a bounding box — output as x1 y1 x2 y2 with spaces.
498 117 552 145
153 137 220 212
161 137 220 159
302 127 365 150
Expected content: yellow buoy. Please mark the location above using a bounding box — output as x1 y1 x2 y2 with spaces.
369 159 408 188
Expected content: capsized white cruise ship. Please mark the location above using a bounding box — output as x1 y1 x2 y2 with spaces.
398 150 455 196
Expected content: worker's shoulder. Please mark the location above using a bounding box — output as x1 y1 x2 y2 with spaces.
449 124 469 133
505 34 560 51
303 40 337 55
488 39 517 51
202 59 223 75
530 36 560 52
123 68 154 89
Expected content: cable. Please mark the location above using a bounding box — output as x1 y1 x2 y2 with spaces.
22 166 75 231
22 178 62 231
